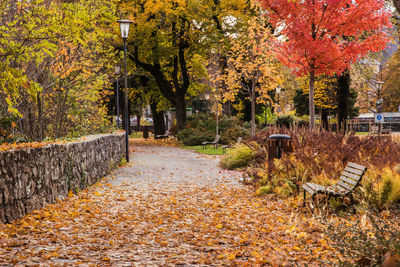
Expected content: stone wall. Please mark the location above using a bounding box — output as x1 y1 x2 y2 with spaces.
0 133 125 223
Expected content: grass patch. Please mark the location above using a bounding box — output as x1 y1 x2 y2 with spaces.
130 131 154 138
181 145 225 155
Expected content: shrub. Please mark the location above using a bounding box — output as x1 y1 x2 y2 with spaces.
177 128 214 146
177 114 249 146
0 116 15 143
246 127 400 205
324 211 400 266
362 166 400 208
276 115 294 128
220 144 254 170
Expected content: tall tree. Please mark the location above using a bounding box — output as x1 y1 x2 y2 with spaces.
223 16 281 136
0 0 118 141
259 0 391 130
122 0 209 130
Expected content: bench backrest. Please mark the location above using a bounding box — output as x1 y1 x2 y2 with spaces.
337 162 367 193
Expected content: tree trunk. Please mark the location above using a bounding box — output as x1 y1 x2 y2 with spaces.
37 92 43 141
322 110 329 130
251 82 256 137
336 69 350 133
150 101 166 137
309 70 316 130
137 114 141 131
175 95 186 130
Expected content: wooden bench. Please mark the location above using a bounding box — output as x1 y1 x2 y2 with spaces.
302 162 367 207
155 130 169 140
222 137 242 154
202 135 220 149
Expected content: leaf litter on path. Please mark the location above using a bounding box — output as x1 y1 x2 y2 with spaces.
0 145 337 266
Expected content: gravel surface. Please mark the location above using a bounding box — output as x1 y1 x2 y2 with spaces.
109 145 243 189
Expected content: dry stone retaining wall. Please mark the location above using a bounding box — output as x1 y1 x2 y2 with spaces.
0 133 125 223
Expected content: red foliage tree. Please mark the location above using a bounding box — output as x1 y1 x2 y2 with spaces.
259 0 391 129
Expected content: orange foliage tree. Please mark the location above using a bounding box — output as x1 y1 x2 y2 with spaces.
259 0 391 129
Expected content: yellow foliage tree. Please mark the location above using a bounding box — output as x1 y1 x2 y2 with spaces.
223 15 282 136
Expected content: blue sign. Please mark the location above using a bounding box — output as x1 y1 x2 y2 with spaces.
375 113 384 123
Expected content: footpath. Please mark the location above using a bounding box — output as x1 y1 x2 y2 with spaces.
0 144 333 266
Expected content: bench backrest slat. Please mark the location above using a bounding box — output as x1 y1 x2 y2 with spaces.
337 180 354 191
344 166 364 176
342 171 361 181
347 162 366 171
340 176 358 186
337 162 367 193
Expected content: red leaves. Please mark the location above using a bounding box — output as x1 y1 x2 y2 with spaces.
259 0 392 76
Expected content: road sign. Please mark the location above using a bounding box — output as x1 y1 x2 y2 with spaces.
375 113 384 123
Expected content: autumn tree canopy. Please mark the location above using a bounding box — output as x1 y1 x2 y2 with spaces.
0 0 118 141
259 0 392 129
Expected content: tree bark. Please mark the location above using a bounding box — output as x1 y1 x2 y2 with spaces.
150 101 166 137
175 94 187 130
322 110 329 130
309 69 316 130
129 18 190 130
251 81 256 137
37 92 43 141
336 69 350 133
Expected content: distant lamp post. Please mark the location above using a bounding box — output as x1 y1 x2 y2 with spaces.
275 86 282 114
117 19 133 162
375 80 384 113
205 94 210 115
374 80 384 134
115 66 121 128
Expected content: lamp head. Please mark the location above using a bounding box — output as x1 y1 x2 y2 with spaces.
117 19 133 39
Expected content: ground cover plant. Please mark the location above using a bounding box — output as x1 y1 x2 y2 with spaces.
220 127 400 265
177 114 250 146
230 127 400 207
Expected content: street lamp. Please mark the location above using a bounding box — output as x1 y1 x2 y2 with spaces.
115 65 121 128
374 80 384 134
375 80 384 103
117 19 133 162
275 86 282 114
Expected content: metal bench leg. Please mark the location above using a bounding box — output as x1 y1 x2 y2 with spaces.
303 189 306 207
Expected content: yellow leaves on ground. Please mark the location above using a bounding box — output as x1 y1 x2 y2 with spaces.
0 179 343 265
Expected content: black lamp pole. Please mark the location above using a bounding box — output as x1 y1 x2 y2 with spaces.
118 19 133 162
115 66 120 128
123 38 129 162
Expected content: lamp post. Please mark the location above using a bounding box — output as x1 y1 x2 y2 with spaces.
115 66 121 128
375 80 384 134
275 86 281 114
117 19 133 162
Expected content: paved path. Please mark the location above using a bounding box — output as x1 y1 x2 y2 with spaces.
0 145 331 266
111 145 242 188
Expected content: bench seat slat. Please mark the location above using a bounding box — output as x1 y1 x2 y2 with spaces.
303 162 366 207
347 162 366 171
337 181 354 191
344 166 364 176
302 184 315 194
340 176 358 186
342 171 362 181
326 185 346 195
